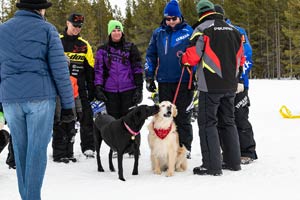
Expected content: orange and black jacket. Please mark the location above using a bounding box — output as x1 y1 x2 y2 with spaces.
182 12 245 93
60 31 95 100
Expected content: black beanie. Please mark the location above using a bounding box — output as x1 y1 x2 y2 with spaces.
214 4 225 16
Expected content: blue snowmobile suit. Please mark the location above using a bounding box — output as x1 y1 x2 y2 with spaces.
145 20 194 83
226 19 253 89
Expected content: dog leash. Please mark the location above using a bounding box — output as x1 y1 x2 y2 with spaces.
173 66 193 105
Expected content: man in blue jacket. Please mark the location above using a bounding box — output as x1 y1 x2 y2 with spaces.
0 0 75 199
214 4 258 165
145 0 194 158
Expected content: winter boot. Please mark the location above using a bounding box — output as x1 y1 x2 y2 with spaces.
83 150 95 158
54 157 70 164
6 135 16 169
240 157 254 165
222 163 241 171
193 166 222 176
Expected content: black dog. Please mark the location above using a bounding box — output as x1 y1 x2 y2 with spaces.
93 104 159 181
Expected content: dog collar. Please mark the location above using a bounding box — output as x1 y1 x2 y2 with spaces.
124 121 140 140
154 123 172 140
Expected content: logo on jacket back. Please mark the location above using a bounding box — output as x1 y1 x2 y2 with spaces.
214 27 233 31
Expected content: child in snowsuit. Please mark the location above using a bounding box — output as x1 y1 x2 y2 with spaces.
52 76 82 163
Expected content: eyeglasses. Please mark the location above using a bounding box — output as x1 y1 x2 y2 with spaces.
165 16 178 21
73 24 82 28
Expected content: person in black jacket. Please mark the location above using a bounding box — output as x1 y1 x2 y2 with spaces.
60 13 95 158
214 4 258 165
181 0 244 176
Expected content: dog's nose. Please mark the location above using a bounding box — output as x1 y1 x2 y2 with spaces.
164 105 172 117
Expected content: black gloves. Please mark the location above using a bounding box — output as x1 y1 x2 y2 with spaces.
61 108 76 123
146 78 156 93
132 73 143 105
95 85 108 102
132 88 143 105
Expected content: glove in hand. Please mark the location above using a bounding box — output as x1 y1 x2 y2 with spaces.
95 85 108 102
132 88 143 105
61 108 76 123
146 78 157 93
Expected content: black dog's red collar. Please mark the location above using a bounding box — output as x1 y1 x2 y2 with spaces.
124 122 140 140
154 123 172 140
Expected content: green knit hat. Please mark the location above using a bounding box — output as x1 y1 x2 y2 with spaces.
107 20 124 36
196 0 215 16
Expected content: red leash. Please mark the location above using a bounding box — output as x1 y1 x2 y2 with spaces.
172 66 193 105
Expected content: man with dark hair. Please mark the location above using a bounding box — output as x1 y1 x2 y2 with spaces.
181 0 244 176
60 13 96 158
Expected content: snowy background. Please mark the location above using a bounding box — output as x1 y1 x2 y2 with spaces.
110 0 126 16
1 79 300 200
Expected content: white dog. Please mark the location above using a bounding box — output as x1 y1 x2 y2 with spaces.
148 101 187 177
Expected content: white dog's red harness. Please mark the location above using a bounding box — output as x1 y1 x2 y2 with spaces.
154 123 172 140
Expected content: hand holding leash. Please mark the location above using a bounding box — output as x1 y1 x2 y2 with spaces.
146 78 157 93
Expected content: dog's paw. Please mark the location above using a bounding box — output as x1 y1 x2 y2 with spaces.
98 167 104 172
110 167 116 172
119 177 126 181
166 170 174 177
154 169 162 175
132 171 138 175
175 168 184 172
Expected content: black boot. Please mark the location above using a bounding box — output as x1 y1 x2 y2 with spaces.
193 166 222 176
6 134 16 169
222 163 241 171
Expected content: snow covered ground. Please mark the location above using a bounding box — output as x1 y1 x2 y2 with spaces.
1 79 300 200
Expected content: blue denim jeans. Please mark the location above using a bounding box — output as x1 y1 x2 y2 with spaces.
3 99 55 200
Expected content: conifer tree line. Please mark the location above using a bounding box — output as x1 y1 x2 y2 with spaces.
1 0 300 79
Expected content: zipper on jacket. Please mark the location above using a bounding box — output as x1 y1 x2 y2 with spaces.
165 36 168 55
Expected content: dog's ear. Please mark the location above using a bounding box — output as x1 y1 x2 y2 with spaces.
172 104 178 117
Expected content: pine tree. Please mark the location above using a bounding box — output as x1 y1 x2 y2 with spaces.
282 0 300 78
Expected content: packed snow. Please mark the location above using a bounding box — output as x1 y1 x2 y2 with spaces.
1 79 300 200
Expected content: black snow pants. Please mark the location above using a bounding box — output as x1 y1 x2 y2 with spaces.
79 98 95 152
198 91 241 171
105 89 136 119
52 121 77 160
234 89 257 159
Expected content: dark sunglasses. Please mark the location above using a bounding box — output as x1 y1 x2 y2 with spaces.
165 16 178 21
73 15 84 22
73 24 82 28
